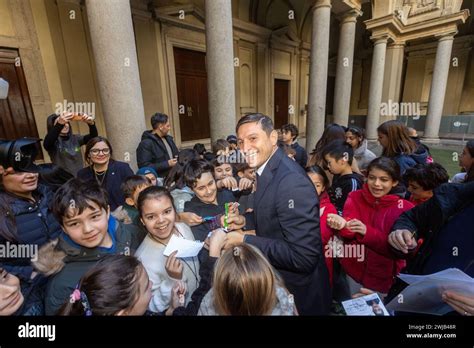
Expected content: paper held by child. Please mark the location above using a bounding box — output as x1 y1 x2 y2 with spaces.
386 268 474 315
342 293 390 316
163 234 204 258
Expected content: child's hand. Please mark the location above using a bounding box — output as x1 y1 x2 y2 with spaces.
80 113 95 125
58 111 74 124
219 177 238 190
238 178 253 191
220 214 245 231
209 228 227 257
165 251 183 279
327 214 347 230
346 219 367 235
167 281 187 315
178 212 203 226
223 231 245 249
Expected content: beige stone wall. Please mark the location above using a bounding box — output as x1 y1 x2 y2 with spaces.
403 35 474 116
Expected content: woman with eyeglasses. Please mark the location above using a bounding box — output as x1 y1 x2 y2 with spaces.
77 136 134 211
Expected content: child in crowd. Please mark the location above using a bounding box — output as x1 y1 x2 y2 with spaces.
0 166 62 315
212 156 253 192
183 160 239 242
452 140 474 183
0 267 25 315
197 244 297 315
43 112 98 176
308 123 347 168
58 255 152 316
77 136 134 211
282 144 297 161
212 139 231 156
136 167 160 186
112 175 152 225
164 149 200 213
345 126 376 173
226 135 238 151
377 121 428 177
305 166 336 287
33 179 145 315
234 162 256 213
193 143 207 159
327 157 414 295
280 124 307 168
404 163 449 205
407 127 433 163
323 140 364 215
135 186 200 313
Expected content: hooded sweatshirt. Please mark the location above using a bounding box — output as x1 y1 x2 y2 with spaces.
328 172 364 215
338 184 414 293
198 285 298 315
353 140 376 171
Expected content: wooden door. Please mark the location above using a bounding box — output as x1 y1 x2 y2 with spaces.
274 79 289 129
174 47 210 142
0 49 43 159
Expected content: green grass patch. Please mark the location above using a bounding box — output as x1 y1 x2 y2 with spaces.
430 147 463 178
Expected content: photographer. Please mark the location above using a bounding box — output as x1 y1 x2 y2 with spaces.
43 112 98 176
0 164 62 315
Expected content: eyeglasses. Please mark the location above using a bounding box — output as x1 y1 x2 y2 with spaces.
90 148 110 155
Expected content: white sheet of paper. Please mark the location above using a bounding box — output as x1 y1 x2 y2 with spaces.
342 293 390 316
163 234 204 258
386 268 474 315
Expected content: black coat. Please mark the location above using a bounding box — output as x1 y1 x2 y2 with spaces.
244 148 331 315
386 181 474 304
77 160 134 211
291 141 308 168
136 131 179 178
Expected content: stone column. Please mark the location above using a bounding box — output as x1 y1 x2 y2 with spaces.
205 0 236 140
366 36 388 140
423 33 455 141
333 9 360 126
306 0 331 152
85 0 146 170
381 42 406 123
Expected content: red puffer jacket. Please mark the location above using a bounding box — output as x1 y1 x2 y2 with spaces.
319 191 337 287
338 184 414 293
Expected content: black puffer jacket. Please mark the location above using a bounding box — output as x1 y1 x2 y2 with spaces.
0 184 62 280
136 131 179 178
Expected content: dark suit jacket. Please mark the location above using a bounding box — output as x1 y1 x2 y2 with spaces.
136 130 179 178
244 148 331 315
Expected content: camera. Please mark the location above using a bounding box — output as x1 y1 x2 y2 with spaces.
0 138 41 172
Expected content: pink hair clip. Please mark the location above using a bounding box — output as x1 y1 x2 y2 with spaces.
69 289 81 303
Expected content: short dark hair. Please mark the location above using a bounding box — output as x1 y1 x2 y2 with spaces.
234 162 250 173
236 113 273 135
121 175 151 199
137 186 176 217
346 125 366 140
212 139 231 155
403 163 449 190
150 113 169 130
367 157 402 183
183 159 214 189
306 165 330 189
193 143 207 156
52 178 109 224
281 124 299 140
164 149 200 190
322 140 354 165
84 136 114 165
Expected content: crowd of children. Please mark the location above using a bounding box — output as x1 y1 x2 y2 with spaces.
1 111 473 317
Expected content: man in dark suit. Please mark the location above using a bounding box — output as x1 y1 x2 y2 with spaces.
136 113 179 178
225 113 331 315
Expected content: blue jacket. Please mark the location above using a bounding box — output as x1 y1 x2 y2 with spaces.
244 148 331 315
0 184 62 280
393 147 429 176
291 141 308 168
77 160 134 211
